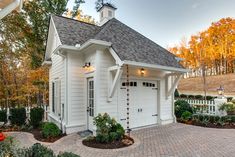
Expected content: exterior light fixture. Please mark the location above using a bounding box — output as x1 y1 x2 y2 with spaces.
217 85 224 98
140 68 145 76
83 62 91 69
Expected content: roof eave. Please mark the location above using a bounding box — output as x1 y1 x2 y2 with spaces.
123 60 189 73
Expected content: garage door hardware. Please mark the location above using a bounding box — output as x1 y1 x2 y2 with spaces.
152 114 158 116
120 118 126 121
138 108 143 112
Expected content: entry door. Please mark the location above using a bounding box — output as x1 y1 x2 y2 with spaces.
87 78 94 131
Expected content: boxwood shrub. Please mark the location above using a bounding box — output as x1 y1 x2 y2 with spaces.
10 108 26 126
58 152 80 157
0 110 7 124
188 95 195 99
31 143 55 157
192 114 235 124
30 107 44 128
174 89 180 98
42 122 61 138
195 95 203 100
175 100 192 118
180 94 188 98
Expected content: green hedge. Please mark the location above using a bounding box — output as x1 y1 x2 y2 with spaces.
30 107 44 128
10 108 26 126
192 114 235 124
42 122 61 138
0 110 7 123
174 89 180 98
175 100 193 118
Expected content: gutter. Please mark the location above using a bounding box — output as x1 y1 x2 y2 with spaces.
54 39 112 57
123 60 189 73
43 39 112 65
0 0 22 19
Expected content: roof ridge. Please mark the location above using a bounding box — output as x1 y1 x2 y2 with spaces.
51 15 100 27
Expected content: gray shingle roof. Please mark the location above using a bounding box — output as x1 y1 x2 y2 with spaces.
52 15 183 69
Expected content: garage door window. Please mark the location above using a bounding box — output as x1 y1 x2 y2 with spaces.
143 82 155 87
122 81 137 87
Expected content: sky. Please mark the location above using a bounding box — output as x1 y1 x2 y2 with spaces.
67 0 235 48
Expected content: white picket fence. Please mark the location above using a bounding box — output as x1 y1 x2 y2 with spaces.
0 106 49 124
176 98 217 115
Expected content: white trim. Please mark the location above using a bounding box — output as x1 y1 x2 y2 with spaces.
0 0 22 19
166 74 182 98
123 60 189 73
108 66 123 100
109 48 123 66
50 39 112 59
108 65 119 71
42 61 52 66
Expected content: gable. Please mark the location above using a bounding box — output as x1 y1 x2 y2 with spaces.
45 17 62 61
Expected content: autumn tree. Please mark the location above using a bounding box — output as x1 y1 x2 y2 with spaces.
0 0 96 108
170 17 235 77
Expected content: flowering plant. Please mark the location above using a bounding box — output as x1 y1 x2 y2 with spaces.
0 132 6 141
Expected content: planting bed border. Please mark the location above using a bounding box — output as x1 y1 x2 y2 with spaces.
82 135 134 149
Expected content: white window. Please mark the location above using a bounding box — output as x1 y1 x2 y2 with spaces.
101 11 103 18
108 10 112 17
52 80 61 116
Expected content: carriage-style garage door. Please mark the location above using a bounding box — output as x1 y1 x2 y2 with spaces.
119 79 158 129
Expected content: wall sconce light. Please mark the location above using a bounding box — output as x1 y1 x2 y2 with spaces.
83 62 91 69
140 68 145 76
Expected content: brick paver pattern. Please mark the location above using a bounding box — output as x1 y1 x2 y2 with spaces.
7 123 235 157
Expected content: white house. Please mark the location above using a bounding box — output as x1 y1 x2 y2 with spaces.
0 0 23 19
44 3 188 134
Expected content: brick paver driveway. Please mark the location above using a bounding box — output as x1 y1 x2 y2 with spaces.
8 123 235 157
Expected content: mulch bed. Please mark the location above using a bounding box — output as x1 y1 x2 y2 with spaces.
0 126 66 143
29 128 66 143
178 120 235 129
82 135 134 149
191 121 235 129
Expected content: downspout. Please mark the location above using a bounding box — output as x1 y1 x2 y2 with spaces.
0 0 21 19
171 76 177 123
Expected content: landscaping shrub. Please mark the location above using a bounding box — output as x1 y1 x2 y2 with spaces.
58 152 80 157
42 122 61 138
30 107 44 128
205 96 213 100
219 102 235 115
227 97 233 102
10 108 26 126
188 95 195 99
93 113 125 143
0 110 7 124
181 111 192 121
175 100 192 118
180 94 187 98
174 89 180 98
31 143 55 157
195 95 203 100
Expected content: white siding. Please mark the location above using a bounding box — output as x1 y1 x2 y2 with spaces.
159 77 173 121
95 50 118 119
67 53 85 127
48 18 65 127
